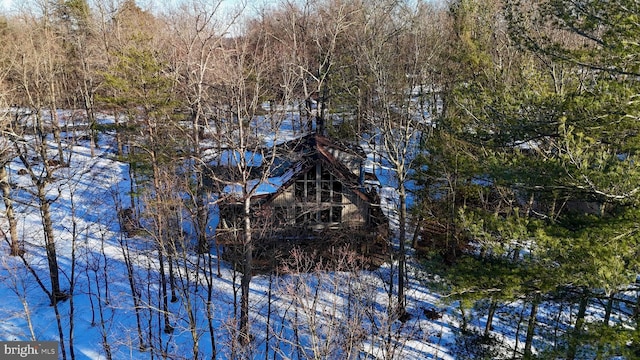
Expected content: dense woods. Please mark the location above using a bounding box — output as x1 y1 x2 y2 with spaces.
0 0 639 359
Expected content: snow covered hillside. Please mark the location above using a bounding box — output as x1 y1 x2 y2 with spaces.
0 112 636 360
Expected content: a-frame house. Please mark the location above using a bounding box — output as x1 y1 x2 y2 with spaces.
216 133 388 270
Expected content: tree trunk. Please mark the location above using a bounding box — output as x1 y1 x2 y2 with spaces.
120 230 145 350
115 111 123 157
48 103 65 165
152 157 173 335
206 251 217 359
524 296 539 359
513 304 526 358
0 165 20 256
196 167 209 254
68 193 78 360
603 292 615 326
52 300 67 360
192 106 210 254
356 88 363 134
82 87 97 158
411 215 423 249
317 78 328 135
239 196 253 345
459 302 468 333
158 253 173 334
265 271 273 360
485 298 498 336
38 184 65 304
567 290 589 360
398 183 407 314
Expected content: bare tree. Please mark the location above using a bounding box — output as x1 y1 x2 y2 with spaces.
54 0 102 157
211 25 288 345
0 23 21 256
251 0 356 134
167 0 242 254
0 254 38 341
269 246 423 360
6 14 69 306
357 0 438 315
273 247 367 360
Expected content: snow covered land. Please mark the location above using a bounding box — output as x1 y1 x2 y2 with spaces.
0 110 636 360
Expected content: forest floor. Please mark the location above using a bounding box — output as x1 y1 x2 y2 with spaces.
0 110 635 359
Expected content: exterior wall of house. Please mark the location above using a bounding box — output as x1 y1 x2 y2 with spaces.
271 187 293 207
342 191 367 227
217 136 388 269
270 162 368 230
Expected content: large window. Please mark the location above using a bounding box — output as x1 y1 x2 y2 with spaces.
294 166 316 202
320 206 342 223
294 164 343 226
320 168 343 203
295 206 312 225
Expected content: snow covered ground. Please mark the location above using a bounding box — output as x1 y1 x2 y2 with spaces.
0 110 634 359
0 111 458 359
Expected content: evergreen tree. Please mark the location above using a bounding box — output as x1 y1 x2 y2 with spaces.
417 0 640 355
100 25 183 337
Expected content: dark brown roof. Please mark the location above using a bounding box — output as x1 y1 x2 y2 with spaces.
217 134 379 206
260 134 376 204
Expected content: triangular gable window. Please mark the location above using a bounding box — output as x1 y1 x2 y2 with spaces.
293 163 344 226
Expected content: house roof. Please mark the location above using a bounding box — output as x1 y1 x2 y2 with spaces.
217 134 389 236
260 133 378 204
218 133 379 205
